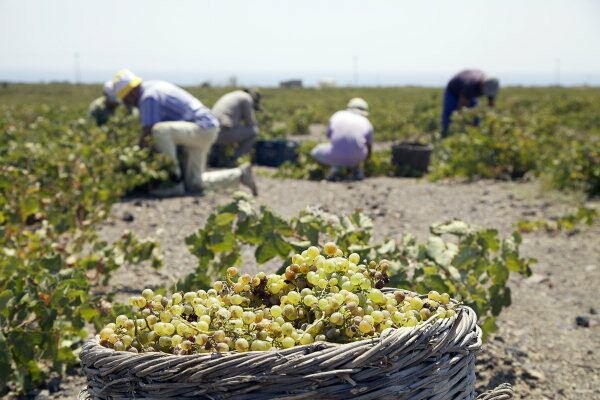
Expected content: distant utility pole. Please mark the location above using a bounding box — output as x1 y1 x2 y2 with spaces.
74 52 81 84
353 56 358 87
554 58 561 86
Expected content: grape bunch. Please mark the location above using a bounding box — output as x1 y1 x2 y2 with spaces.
98 243 457 354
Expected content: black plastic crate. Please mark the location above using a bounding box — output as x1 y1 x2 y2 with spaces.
391 141 432 177
254 139 299 167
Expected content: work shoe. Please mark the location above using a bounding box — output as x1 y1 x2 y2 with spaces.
353 167 365 181
325 166 343 182
240 163 258 196
149 182 185 197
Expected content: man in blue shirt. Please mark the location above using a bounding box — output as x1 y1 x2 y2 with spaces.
112 69 257 196
441 69 499 136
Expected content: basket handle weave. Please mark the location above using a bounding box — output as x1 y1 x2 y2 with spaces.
476 383 514 400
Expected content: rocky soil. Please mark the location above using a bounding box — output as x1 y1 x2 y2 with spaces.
41 173 600 399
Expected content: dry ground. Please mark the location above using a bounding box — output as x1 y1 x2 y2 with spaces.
45 173 599 400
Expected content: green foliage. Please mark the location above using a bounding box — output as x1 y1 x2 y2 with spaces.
0 100 165 395
430 109 537 181
517 207 598 233
429 93 600 196
182 194 534 340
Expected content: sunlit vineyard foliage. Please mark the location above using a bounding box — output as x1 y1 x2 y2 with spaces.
0 83 597 395
0 85 167 395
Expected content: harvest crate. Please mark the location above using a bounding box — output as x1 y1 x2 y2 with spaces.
254 139 299 167
391 141 433 177
79 290 513 399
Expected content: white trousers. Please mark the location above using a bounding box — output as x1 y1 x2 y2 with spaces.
152 121 241 192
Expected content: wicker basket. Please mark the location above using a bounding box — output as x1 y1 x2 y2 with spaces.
78 300 509 400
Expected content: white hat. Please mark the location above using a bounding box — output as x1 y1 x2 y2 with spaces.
482 77 499 97
103 80 118 103
112 69 142 100
347 97 369 116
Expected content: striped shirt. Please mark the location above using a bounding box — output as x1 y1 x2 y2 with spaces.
138 80 219 129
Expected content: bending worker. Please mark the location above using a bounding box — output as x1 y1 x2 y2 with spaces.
88 80 120 126
310 98 373 181
441 69 499 136
211 88 261 166
111 69 257 197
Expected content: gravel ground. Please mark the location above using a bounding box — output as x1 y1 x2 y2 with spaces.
44 173 600 399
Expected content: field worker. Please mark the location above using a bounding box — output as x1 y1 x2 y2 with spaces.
211 88 261 166
88 80 120 126
310 98 373 181
441 69 499 136
112 69 258 197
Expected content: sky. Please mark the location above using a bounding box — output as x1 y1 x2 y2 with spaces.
1 0 599 87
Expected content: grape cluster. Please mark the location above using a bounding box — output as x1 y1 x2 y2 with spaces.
99 243 457 354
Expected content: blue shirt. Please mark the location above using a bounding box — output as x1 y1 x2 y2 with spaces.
138 80 219 129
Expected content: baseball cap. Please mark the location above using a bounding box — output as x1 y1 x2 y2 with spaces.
112 69 142 100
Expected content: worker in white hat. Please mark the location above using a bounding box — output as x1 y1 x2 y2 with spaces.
310 97 374 181
111 69 257 197
211 87 262 167
442 69 500 136
88 80 121 126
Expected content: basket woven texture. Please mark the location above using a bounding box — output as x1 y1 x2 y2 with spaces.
78 303 506 399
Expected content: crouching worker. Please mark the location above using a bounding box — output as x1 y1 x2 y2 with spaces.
112 69 257 197
88 80 120 126
211 88 261 167
311 98 373 181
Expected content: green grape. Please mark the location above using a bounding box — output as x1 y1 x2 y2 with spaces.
303 295 318 307
160 311 172 323
172 335 183 347
440 293 451 305
330 312 344 326
306 246 320 259
250 340 268 351
184 291 197 303
181 340 193 351
299 333 314 345
197 320 210 332
287 291 301 304
282 304 298 321
121 335 133 347
420 308 432 321
367 289 385 305
115 314 128 327
349 253 360 264
142 288 154 300
158 336 172 349
213 330 226 342
281 336 295 348
358 320 373 334
371 310 384 324
99 328 114 341
409 297 424 311
242 311 256 325
427 290 441 302
235 338 249 352
172 293 183 304
113 341 125 351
